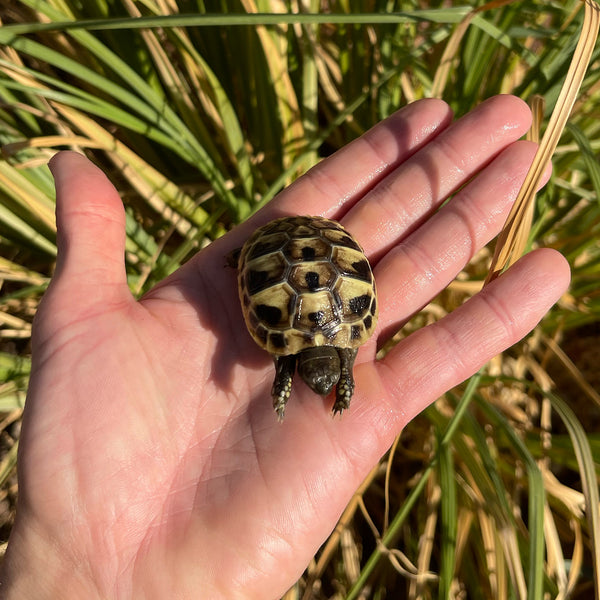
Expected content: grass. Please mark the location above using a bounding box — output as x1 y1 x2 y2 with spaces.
1 0 600 598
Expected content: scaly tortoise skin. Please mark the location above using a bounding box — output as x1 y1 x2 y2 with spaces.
233 215 378 419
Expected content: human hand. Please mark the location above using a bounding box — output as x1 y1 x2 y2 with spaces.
1 95 570 599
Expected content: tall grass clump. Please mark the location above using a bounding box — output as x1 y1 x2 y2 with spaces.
0 1 599 598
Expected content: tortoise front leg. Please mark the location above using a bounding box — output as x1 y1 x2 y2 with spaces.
333 347 358 415
272 354 297 421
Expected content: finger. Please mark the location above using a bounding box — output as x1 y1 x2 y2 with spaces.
49 151 128 295
343 95 532 260
373 248 570 426
371 140 551 345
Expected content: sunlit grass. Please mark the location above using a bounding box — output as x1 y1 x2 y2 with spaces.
1 1 599 598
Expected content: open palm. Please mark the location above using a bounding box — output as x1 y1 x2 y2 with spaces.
2 96 569 600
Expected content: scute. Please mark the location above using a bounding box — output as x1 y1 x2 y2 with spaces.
237 215 378 355
284 238 330 261
249 282 295 328
244 252 287 295
294 291 338 336
289 262 337 293
246 233 287 260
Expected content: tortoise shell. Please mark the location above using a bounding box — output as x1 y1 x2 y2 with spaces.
236 215 378 356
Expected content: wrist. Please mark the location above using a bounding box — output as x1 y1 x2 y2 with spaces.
0 518 102 600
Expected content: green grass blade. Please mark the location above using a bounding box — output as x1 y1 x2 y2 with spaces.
438 430 457 600
548 391 600 599
346 372 482 600
566 122 600 205
477 401 545 600
0 8 474 41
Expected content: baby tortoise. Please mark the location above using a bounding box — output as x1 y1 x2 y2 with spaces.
231 215 378 419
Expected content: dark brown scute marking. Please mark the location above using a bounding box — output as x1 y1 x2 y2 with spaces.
310 217 329 228
305 271 320 290
351 325 361 339
256 325 268 343
364 315 373 330
284 238 330 262
249 311 259 329
332 288 344 311
247 234 286 259
308 310 325 325
262 219 294 235
242 293 251 307
260 221 279 234
370 298 377 315
339 234 361 251
287 294 297 322
270 332 287 349
301 246 316 260
256 304 283 326
246 270 269 295
225 247 241 268
351 259 372 281
349 294 371 315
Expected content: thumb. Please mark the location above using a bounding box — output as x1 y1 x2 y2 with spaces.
38 151 131 336
48 151 128 296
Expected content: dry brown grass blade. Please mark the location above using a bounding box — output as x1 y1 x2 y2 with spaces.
526 95 545 144
2 136 91 153
0 162 56 230
383 433 402 532
430 12 474 99
408 475 439 598
543 500 568 594
485 0 600 284
561 519 585 600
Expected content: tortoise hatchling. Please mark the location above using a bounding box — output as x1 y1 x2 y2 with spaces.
230 215 378 419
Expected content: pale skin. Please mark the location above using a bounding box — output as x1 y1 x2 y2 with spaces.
1 96 570 599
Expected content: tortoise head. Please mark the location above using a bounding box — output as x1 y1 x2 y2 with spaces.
297 346 341 396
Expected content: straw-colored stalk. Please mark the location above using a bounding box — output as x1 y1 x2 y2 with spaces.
485 0 600 283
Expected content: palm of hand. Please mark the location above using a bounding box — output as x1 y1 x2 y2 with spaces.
5 96 569 600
